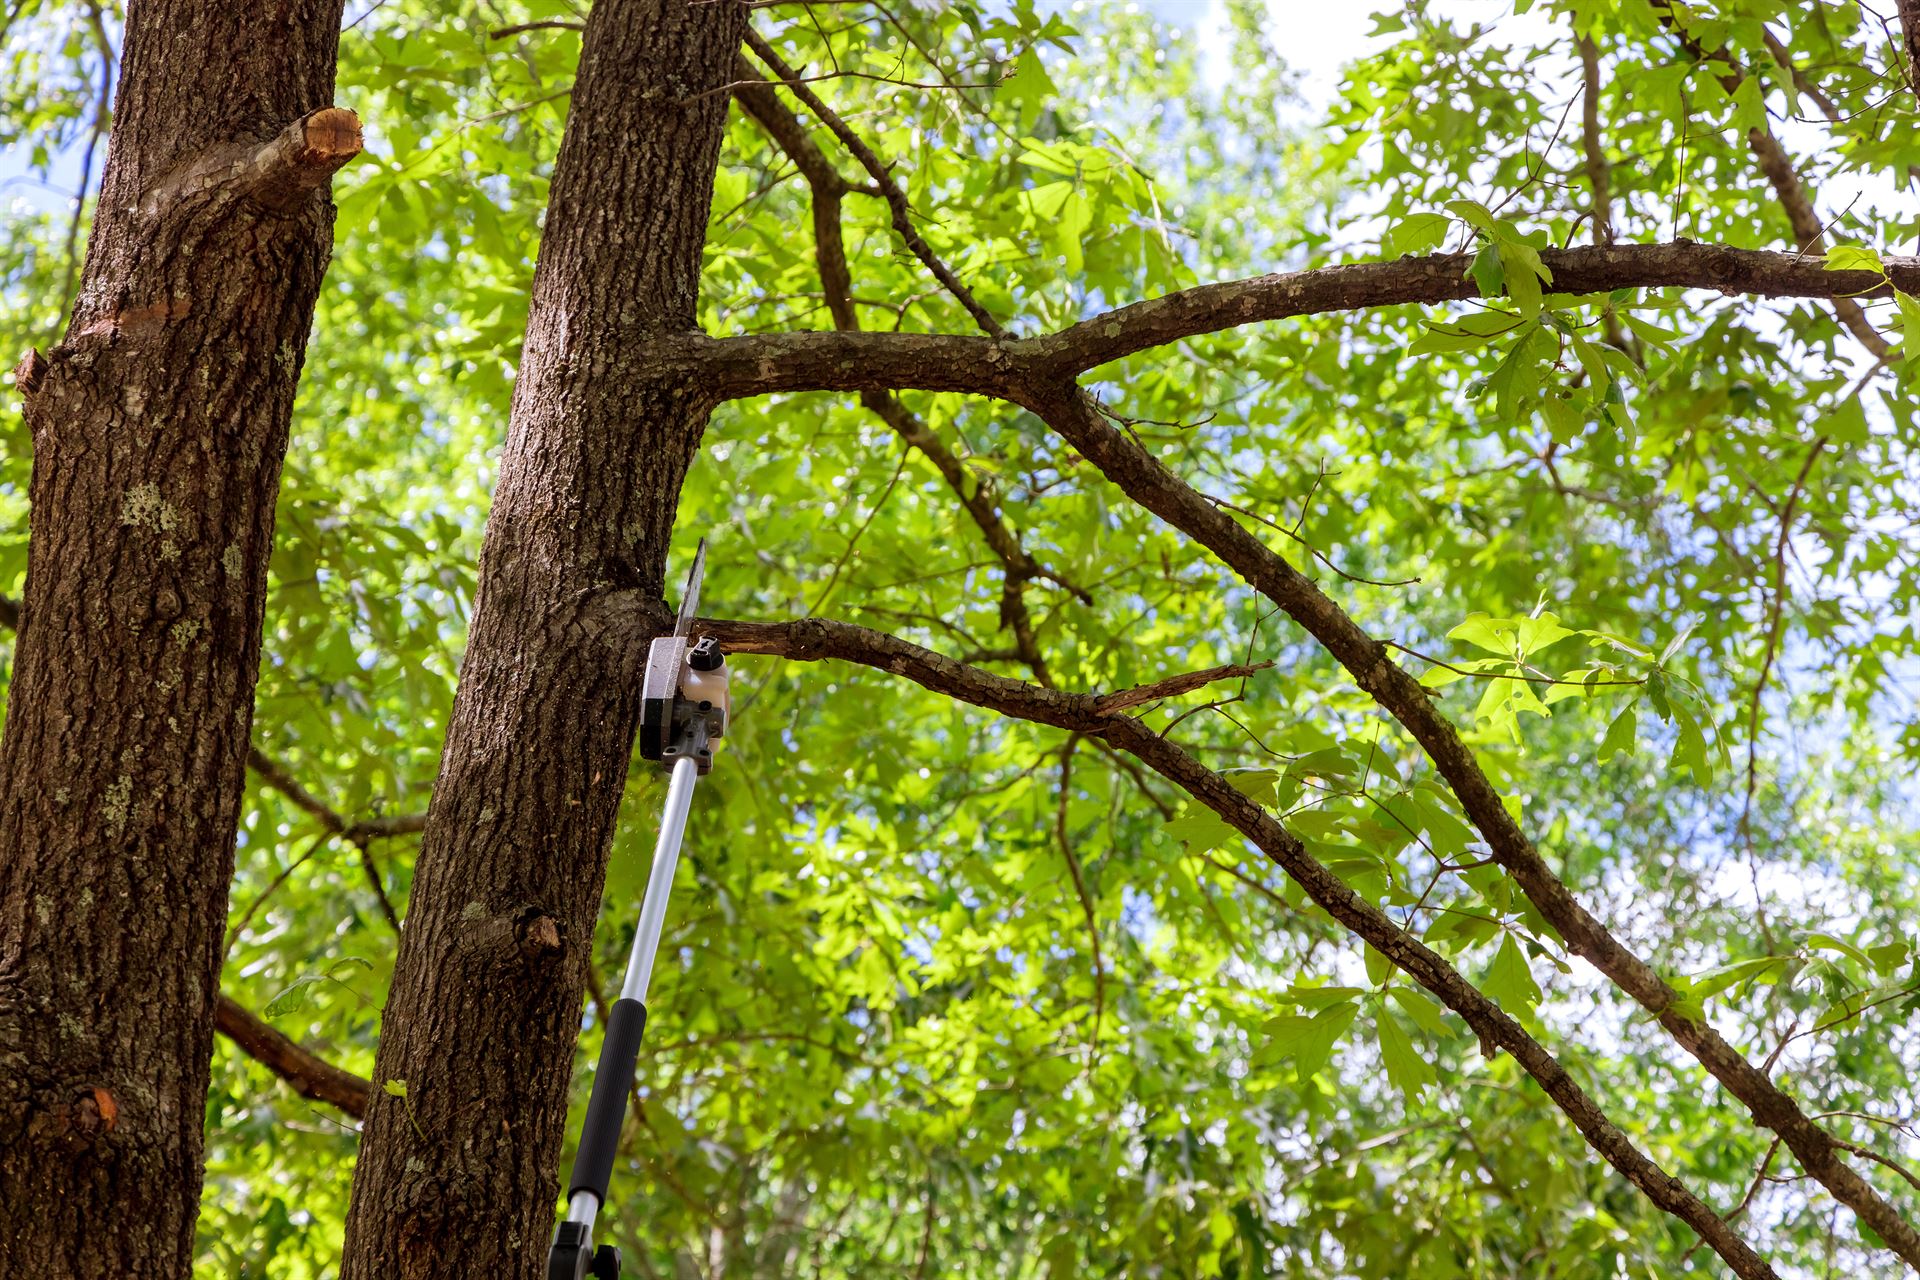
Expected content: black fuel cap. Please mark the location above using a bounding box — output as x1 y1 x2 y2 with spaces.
688 636 724 671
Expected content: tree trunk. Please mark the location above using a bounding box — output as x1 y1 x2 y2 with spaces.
0 3 356 1275
338 3 745 1275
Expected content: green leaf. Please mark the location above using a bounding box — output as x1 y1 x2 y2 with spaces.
1495 240 1546 320
263 975 324 1018
1623 314 1680 347
1383 212 1452 257
1867 941 1911 975
1376 1010 1436 1099
1363 944 1393 987
1684 956 1787 1005
1483 935 1543 1014
1803 932 1872 970
1895 291 1920 364
382 1078 409 1099
1224 769 1282 807
1388 985 1452 1038
1824 244 1886 275
1468 243 1504 297
1444 198 1496 233
1657 623 1697 665
1597 703 1638 763
1166 808 1237 854
1294 1002 1359 1078
1449 613 1515 657
1668 701 1712 784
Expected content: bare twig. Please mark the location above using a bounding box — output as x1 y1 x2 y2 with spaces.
1092 661 1274 713
488 19 583 39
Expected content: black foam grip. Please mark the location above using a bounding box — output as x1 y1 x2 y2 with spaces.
567 998 648 1202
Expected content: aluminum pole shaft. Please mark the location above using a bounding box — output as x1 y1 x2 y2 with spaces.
619 755 699 1004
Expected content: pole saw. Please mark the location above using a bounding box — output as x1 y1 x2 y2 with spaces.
548 541 729 1280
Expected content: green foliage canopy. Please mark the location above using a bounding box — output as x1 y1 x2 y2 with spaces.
3 0 1920 1276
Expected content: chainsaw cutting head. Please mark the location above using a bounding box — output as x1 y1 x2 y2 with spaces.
637 543 729 773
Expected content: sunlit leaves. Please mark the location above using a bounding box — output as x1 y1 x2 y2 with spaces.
1481 935 1543 1018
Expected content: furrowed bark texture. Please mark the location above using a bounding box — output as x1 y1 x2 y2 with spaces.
336 3 746 1276
0 3 353 1275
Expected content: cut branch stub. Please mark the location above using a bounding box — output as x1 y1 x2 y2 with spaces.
141 105 364 219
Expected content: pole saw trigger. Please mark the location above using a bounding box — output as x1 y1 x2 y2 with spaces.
637 539 729 774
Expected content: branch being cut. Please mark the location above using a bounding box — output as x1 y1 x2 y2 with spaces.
215 992 370 1118
1002 377 1920 1270
702 614 1778 1280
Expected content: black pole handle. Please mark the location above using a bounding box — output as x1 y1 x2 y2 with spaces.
567 997 649 1202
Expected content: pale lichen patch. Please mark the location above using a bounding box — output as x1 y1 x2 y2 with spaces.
222 543 244 578
171 619 203 645
120 482 179 534
102 773 134 835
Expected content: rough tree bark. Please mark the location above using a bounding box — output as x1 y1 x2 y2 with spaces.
338 2 746 1275
0 2 357 1275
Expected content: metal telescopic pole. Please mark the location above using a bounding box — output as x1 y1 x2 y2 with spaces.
619 756 700 1005
561 754 701 1235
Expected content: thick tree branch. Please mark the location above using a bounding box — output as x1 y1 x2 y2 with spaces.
215 992 370 1118
686 244 1916 400
702 614 1777 1280
1002 378 1920 1269
1010 243 1912 379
